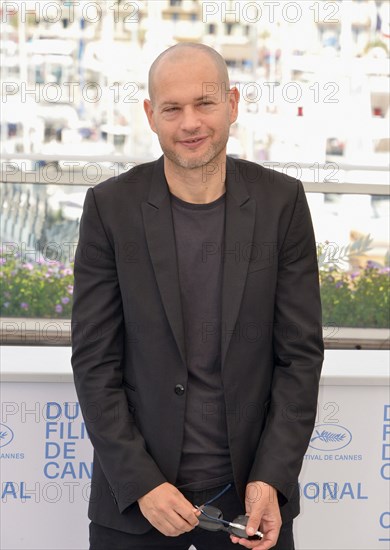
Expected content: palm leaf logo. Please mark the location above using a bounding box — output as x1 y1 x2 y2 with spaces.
0 424 14 448
310 429 346 443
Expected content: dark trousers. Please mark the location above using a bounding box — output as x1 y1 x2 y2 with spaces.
89 484 294 550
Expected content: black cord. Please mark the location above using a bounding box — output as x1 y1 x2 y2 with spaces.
203 483 232 506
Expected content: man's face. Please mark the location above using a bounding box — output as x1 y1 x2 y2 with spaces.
144 53 239 170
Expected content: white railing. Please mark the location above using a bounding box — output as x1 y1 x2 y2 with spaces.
1 155 389 195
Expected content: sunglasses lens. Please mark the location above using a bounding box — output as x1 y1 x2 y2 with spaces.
198 505 224 532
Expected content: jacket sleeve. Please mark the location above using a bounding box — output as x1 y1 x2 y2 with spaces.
248 181 324 503
71 187 167 513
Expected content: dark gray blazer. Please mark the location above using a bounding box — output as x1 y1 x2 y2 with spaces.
71 155 324 534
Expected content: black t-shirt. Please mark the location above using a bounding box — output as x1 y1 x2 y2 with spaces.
170 191 233 491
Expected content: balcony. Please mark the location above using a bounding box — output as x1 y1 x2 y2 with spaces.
1 157 388 348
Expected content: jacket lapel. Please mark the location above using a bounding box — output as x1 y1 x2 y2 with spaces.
141 157 187 366
141 156 256 370
221 157 256 368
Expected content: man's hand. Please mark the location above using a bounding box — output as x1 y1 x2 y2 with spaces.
230 481 282 549
138 482 201 537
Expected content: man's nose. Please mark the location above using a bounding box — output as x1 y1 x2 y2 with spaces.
180 106 201 132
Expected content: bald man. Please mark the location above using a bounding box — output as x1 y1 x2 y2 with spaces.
72 43 323 550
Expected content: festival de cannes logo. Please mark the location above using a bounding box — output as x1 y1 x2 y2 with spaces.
0 423 14 448
309 424 352 451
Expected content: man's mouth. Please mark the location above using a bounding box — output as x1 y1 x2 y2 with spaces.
178 136 208 148
183 137 203 143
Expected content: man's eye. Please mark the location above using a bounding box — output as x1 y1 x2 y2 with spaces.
164 107 179 112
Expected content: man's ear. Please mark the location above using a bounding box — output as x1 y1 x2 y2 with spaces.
144 99 157 133
228 86 240 124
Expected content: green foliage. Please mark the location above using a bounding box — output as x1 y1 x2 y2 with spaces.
320 263 389 328
318 237 389 328
1 252 73 319
1 242 389 328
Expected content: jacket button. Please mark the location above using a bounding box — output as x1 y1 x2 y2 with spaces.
174 384 185 396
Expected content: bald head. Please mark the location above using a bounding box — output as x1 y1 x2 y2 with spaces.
148 43 230 104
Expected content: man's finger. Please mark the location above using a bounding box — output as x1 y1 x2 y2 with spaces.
246 512 262 537
170 500 200 531
230 534 277 550
229 534 264 549
162 509 197 535
175 504 200 527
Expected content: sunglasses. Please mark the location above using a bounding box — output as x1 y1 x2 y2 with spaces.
194 484 263 541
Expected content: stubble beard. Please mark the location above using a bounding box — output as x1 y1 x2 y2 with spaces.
159 131 229 170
